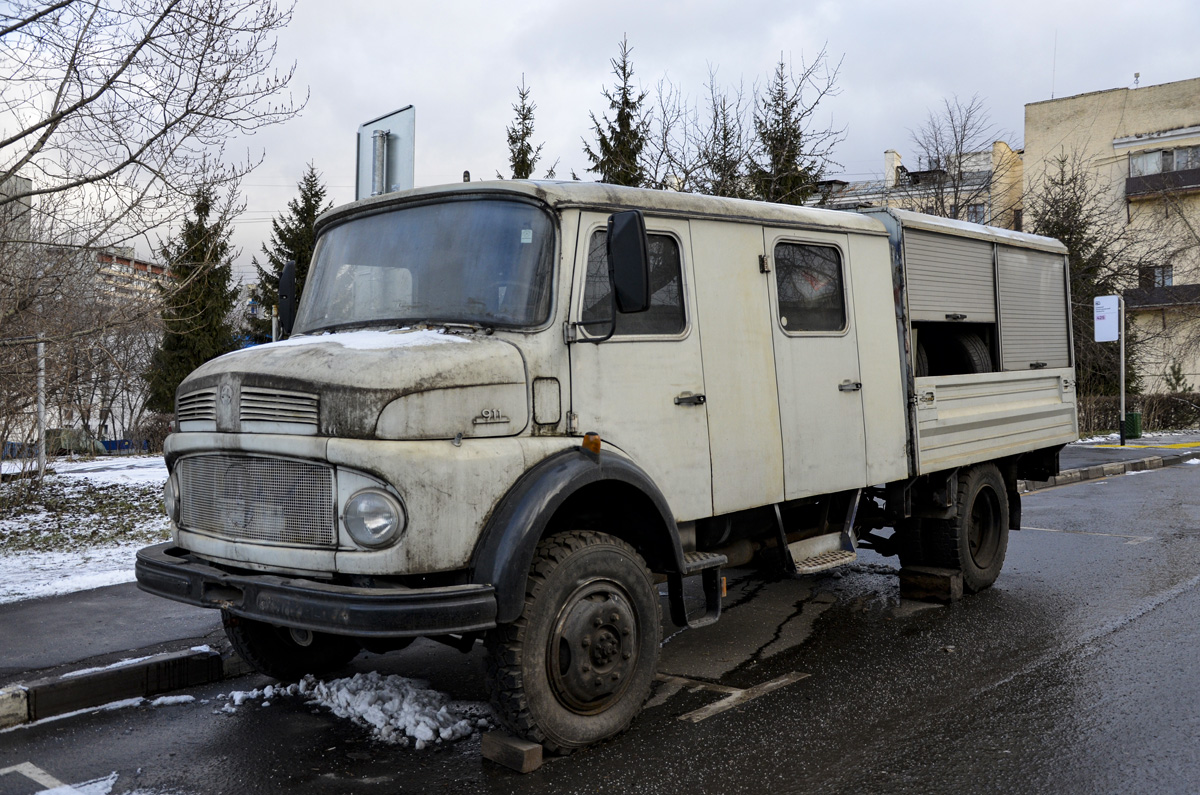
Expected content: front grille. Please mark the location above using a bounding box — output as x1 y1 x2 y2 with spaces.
240 386 319 431
177 389 217 422
177 454 335 547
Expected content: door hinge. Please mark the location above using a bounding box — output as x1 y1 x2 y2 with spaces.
566 412 578 434
562 321 578 344
759 254 771 273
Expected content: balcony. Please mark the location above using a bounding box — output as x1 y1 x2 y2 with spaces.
1126 167 1200 199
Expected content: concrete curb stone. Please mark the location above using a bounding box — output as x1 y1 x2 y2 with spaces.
1020 450 1199 493
0 649 249 730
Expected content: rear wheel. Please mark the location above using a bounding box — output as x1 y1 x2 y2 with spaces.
922 464 1009 593
485 531 661 754
222 611 361 681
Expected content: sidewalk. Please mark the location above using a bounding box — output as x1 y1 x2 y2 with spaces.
3 433 1200 730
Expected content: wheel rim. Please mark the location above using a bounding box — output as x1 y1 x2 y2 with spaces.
547 578 640 715
967 486 1002 569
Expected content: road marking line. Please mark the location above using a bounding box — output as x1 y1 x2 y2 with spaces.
653 672 810 723
1023 526 1152 544
1091 442 1200 449
0 762 72 791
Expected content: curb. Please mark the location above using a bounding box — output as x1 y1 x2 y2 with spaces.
0 650 251 730
1020 449 1200 493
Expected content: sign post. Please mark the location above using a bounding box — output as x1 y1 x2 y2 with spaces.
1094 295 1125 445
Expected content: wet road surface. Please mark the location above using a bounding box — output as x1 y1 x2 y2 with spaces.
3 464 1199 794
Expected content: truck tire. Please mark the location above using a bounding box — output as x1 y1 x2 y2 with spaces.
921 464 1009 593
894 519 927 567
222 611 361 681
484 530 661 754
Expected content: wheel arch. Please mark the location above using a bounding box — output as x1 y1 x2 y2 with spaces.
470 447 684 623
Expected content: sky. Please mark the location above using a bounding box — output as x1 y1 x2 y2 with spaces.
218 0 1200 280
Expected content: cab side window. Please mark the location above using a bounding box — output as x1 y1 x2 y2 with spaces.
774 242 846 333
582 228 686 335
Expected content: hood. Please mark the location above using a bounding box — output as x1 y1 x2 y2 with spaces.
177 329 529 439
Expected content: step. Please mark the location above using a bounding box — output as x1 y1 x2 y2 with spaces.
682 550 727 574
792 548 857 575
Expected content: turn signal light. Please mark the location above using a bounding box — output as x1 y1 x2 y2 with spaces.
582 432 602 455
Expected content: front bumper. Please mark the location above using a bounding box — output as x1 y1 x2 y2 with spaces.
135 542 497 638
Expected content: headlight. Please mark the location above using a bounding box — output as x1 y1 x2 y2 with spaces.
163 471 180 524
344 489 406 549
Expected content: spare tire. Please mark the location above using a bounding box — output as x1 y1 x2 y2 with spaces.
914 342 930 377
945 332 992 374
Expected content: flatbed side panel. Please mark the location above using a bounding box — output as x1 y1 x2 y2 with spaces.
915 368 1077 473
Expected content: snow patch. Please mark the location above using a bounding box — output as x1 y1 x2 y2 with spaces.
62 655 154 678
42 771 120 795
256 328 469 351
1185 458 1200 465
0 543 151 604
150 695 195 707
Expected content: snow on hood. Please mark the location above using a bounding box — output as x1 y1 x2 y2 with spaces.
225 328 469 356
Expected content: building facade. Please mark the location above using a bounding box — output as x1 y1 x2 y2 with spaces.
1024 77 1200 392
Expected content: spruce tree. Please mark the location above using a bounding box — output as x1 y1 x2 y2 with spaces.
750 59 826 205
248 164 332 343
583 36 649 187
145 188 238 413
506 76 543 179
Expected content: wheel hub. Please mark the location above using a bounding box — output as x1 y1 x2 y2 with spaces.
549 582 638 714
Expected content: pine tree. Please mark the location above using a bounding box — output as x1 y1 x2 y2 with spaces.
145 188 238 413
749 59 824 205
583 36 649 187
247 164 332 343
506 76 543 179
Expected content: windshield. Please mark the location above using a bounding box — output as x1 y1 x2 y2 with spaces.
293 199 555 333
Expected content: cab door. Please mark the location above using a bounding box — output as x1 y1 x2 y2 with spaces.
568 213 713 522
764 229 869 498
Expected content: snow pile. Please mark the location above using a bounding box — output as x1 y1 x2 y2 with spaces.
217 674 494 749
307 672 492 748
252 328 469 352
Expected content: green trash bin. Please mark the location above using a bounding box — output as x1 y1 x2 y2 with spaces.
1124 412 1142 439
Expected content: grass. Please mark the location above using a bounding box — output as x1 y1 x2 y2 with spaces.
0 476 169 554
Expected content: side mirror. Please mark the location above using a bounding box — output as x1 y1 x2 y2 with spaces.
279 259 297 338
607 210 651 314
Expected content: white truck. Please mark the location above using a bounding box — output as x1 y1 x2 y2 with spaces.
136 181 1077 751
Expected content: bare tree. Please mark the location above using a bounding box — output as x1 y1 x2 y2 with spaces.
894 95 1019 224
0 0 301 342
695 73 754 199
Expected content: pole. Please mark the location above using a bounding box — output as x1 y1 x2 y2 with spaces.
36 333 46 480
1119 295 1126 447
272 305 279 343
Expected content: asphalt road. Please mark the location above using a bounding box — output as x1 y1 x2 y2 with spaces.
3 464 1200 794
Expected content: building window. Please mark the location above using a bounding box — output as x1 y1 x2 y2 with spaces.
1130 146 1200 177
966 204 987 224
1139 265 1173 289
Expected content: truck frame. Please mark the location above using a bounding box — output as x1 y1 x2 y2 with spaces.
137 181 1077 751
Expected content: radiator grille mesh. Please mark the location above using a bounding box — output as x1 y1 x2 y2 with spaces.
177 454 335 546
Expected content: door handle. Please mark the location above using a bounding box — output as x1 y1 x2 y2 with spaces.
838 381 862 392
674 393 706 406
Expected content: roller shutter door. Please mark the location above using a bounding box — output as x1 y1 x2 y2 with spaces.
997 246 1070 369
903 231 995 322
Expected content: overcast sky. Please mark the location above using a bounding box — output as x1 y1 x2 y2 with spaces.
219 0 1200 279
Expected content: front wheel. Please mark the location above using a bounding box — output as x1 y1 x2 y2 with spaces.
222 611 361 681
922 464 1009 593
485 531 661 754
